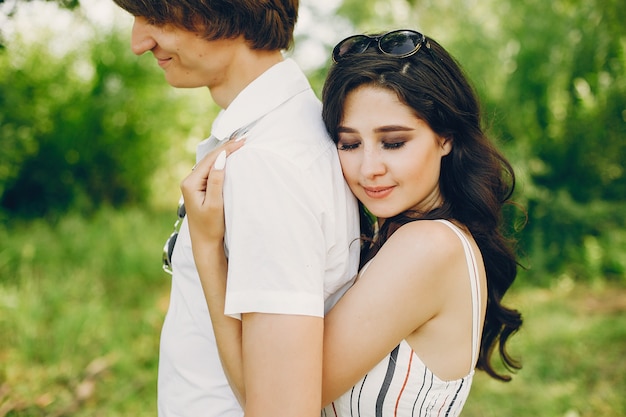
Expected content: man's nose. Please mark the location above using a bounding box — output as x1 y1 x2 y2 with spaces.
130 16 157 56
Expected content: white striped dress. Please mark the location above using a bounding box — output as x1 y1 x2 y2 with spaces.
322 220 482 417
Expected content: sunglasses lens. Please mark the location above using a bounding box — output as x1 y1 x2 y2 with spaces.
379 31 421 56
162 232 178 274
177 203 186 218
162 199 186 275
333 35 372 61
167 233 177 262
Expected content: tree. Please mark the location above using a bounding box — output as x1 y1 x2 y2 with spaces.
0 5 217 218
2 0 624 280
484 0 626 281
332 0 626 282
0 0 79 11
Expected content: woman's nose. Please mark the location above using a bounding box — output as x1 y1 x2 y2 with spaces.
130 16 157 56
360 148 386 179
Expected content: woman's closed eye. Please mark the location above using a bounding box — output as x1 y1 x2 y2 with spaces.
382 140 406 150
338 140 407 151
337 141 360 151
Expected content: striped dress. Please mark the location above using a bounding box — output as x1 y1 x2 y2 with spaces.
322 220 481 417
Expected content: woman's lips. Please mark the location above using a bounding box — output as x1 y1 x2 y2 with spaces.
363 186 394 199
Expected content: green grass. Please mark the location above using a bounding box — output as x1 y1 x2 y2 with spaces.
0 208 171 416
0 209 625 416
463 281 626 417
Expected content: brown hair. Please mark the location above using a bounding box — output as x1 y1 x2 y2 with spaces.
323 35 523 382
112 0 298 50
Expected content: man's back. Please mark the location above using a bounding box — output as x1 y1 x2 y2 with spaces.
158 58 359 417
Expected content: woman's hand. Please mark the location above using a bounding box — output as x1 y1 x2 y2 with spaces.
180 140 246 247
180 139 247 407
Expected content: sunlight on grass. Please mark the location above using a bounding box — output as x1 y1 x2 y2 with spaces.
0 208 171 416
463 280 626 417
0 209 625 416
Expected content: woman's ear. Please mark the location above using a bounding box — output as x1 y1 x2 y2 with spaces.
440 136 453 156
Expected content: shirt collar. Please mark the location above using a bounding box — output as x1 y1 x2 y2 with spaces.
210 58 311 141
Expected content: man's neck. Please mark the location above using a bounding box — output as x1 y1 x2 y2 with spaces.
210 48 285 109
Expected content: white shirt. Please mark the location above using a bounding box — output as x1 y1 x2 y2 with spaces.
158 58 360 417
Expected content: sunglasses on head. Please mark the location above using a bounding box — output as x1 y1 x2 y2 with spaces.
332 29 431 63
162 196 186 275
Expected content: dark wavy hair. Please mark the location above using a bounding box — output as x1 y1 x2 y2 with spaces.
111 0 298 51
322 34 523 381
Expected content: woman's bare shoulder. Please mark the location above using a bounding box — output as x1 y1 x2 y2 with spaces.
382 220 467 259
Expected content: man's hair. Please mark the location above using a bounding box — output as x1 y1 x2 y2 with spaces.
112 0 298 50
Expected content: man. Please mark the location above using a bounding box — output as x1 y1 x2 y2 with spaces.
111 1 360 416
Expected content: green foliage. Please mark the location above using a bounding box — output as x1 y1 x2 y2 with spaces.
464 281 626 417
0 0 79 10
1 0 624 283
0 209 169 415
1 211 624 415
485 0 626 282
0 8 213 219
334 0 626 284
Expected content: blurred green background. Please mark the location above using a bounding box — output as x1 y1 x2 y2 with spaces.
0 0 624 416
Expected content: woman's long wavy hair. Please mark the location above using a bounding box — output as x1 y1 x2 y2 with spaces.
322 35 523 381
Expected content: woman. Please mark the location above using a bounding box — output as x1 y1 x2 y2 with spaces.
182 29 523 417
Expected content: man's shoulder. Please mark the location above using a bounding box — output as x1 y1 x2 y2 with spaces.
251 96 330 151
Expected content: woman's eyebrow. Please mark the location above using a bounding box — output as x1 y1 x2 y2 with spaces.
337 125 414 133
374 125 414 133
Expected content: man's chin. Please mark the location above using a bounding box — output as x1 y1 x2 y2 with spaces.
163 73 202 89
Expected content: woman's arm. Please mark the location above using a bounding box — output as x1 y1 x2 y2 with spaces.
320 221 464 404
180 141 247 406
183 141 324 416
184 150 467 407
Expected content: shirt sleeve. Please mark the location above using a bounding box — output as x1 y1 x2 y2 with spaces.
222 147 326 319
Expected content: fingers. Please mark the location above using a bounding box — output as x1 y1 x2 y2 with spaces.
205 150 226 211
214 150 227 170
195 140 246 177
180 139 245 205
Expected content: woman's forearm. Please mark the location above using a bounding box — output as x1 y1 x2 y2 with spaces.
180 141 248 405
192 240 246 407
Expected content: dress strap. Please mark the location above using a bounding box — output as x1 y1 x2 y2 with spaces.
433 220 482 371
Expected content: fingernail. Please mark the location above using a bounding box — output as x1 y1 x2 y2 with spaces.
214 150 227 170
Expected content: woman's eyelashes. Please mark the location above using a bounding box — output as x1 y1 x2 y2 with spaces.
337 138 407 151
337 141 360 151
382 140 406 150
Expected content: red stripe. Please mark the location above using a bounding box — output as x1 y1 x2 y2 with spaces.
394 348 414 416
331 401 338 417
436 394 450 417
